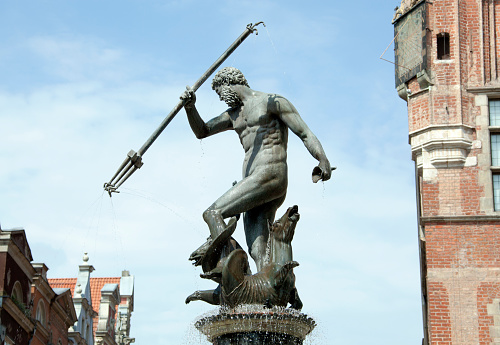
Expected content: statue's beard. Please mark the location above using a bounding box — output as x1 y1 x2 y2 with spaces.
220 86 242 108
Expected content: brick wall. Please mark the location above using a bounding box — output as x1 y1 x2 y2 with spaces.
420 167 483 216
428 282 452 345
395 0 500 344
425 222 500 344
477 282 500 345
426 223 500 269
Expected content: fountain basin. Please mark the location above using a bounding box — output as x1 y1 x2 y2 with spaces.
195 307 316 344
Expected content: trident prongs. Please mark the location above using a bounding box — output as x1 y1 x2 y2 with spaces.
103 150 143 196
103 182 119 197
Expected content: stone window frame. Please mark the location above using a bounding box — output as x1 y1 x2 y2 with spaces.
474 92 500 213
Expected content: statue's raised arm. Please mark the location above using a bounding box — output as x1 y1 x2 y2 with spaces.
180 87 233 139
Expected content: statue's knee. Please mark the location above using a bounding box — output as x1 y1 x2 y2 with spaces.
203 206 216 222
203 205 221 222
202 209 211 222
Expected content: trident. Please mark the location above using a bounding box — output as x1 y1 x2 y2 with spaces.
103 22 265 196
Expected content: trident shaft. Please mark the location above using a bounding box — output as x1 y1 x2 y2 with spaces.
104 22 265 196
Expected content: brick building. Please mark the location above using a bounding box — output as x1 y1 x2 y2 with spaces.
0 227 77 345
0 225 134 345
393 0 500 344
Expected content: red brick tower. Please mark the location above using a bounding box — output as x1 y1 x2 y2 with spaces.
393 0 500 344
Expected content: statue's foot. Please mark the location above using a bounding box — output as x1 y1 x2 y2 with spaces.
189 237 212 266
201 217 238 273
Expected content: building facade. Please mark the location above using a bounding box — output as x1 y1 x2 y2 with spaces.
0 228 77 345
49 256 135 345
0 226 134 345
393 0 500 344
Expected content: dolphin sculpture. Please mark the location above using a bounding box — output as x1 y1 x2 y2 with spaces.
186 205 302 310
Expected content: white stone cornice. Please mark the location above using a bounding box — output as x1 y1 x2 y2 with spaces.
409 124 475 137
410 124 474 169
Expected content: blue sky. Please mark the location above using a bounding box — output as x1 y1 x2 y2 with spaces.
0 1 420 344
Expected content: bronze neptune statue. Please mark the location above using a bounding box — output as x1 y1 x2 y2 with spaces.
181 67 332 308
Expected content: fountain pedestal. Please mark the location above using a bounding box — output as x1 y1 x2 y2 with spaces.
195 307 316 345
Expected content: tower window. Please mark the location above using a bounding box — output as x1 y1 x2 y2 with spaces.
493 174 500 210
490 100 500 125
437 33 450 60
489 99 500 210
491 134 500 166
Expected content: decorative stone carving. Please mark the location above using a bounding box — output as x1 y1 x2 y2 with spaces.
410 125 474 169
417 70 433 90
186 206 303 310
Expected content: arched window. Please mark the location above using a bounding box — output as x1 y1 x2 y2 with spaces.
35 300 46 326
437 32 450 60
11 281 23 304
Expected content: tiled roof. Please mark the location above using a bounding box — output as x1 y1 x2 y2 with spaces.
49 278 77 293
48 277 121 336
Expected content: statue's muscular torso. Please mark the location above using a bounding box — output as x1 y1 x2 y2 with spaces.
183 82 331 270
228 92 288 180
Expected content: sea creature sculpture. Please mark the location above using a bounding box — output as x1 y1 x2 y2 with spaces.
186 205 302 310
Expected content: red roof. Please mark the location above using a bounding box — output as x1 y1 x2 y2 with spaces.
49 278 76 292
49 277 121 335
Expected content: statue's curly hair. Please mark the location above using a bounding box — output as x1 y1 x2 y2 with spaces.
211 67 249 90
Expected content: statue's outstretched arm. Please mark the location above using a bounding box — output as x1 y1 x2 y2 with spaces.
272 96 332 182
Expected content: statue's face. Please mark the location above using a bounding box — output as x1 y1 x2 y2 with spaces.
214 86 224 101
215 85 241 108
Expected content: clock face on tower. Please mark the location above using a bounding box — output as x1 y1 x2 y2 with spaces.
394 0 427 87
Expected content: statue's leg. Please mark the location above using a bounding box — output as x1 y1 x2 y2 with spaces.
203 167 287 239
243 195 286 271
203 207 230 239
